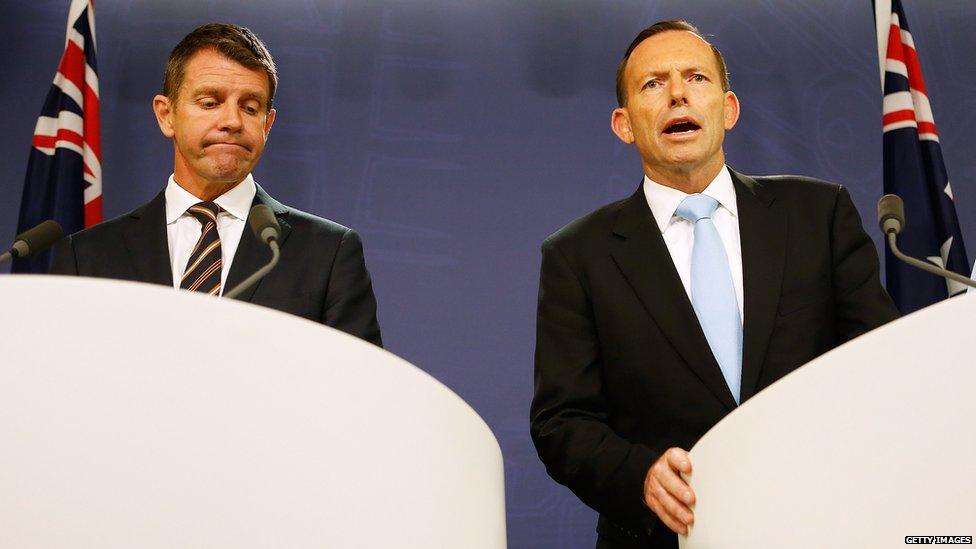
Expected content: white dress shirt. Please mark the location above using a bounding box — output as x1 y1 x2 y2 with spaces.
642 166 744 322
165 174 256 294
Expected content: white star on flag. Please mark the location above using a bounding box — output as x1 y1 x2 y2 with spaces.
927 236 967 296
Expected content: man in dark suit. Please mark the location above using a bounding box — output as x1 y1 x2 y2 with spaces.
530 20 898 548
50 23 381 347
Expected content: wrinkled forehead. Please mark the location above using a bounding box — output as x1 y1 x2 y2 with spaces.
181 49 271 96
626 30 719 78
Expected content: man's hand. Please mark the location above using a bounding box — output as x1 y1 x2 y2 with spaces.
643 447 695 535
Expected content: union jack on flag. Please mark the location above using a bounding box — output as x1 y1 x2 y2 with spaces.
875 0 967 314
14 0 101 273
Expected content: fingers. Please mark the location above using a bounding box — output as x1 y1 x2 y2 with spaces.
649 475 693 533
666 447 693 475
655 472 695 524
643 448 696 535
658 448 695 505
658 470 694 507
646 490 689 535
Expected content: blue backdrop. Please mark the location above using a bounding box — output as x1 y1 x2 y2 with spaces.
2 1 975 547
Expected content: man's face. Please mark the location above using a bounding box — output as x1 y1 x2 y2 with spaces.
153 48 275 195
611 31 739 181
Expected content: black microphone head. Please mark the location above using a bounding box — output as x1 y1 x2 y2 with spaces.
248 204 280 243
13 219 64 257
877 194 906 235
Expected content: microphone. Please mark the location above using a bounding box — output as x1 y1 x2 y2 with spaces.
0 220 65 264
877 194 976 291
877 194 905 236
223 205 281 299
248 203 281 245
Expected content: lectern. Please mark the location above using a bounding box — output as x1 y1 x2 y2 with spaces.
683 297 976 548
0 277 506 548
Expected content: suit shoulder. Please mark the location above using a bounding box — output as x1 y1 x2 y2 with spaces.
543 195 631 251
748 174 844 199
280 205 357 241
739 173 867 237
62 205 143 245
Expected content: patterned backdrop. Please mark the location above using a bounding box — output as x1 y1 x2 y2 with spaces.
1 1 974 547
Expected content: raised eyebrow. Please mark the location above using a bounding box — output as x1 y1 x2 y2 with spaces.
634 72 666 89
639 69 669 80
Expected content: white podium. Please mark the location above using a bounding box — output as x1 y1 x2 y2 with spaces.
0 277 506 548
683 297 976 548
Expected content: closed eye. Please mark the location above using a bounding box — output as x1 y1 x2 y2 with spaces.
241 96 265 115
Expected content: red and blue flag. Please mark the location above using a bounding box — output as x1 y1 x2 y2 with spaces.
876 0 968 313
14 0 101 273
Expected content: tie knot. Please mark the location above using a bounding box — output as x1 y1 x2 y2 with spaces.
186 201 221 224
675 194 719 223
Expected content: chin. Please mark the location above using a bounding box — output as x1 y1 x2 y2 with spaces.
665 147 712 165
660 154 704 167
205 162 249 182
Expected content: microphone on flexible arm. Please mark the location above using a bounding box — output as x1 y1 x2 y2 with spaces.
223 204 281 299
877 194 976 290
0 220 65 264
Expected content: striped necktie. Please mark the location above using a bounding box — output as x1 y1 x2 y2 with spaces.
180 201 223 296
675 194 743 403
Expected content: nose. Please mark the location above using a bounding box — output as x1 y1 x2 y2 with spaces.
668 68 688 107
216 102 243 132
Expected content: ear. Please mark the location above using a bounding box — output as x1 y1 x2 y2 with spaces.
263 107 276 139
610 107 635 144
152 95 175 138
723 90 740 131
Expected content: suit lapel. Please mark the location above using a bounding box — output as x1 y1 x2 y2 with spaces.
732 170 787 402
224 183 292 302
122 190 173 286
610 187 738 411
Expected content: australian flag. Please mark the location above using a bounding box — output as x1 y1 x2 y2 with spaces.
876 0 968 314
14 0 102 273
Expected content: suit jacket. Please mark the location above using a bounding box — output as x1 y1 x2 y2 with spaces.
530 170 898 547
50 184 382 347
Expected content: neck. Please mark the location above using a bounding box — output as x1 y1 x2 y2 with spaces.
643 157 725 194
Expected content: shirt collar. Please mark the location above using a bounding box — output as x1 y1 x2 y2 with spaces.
642 166 738 233
164 174 257 224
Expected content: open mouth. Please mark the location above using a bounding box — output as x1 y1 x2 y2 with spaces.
663 118 701 135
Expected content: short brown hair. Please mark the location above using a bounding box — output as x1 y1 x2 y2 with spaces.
163 23 278 109
615 20 730 107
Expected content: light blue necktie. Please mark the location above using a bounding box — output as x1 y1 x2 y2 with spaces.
675 194 742 403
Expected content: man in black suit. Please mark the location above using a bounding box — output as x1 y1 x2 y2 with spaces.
530 20 898 548
50 23 381 346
